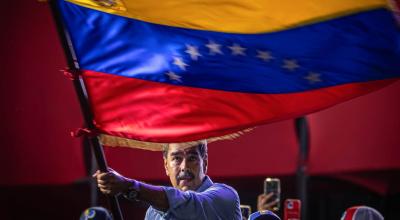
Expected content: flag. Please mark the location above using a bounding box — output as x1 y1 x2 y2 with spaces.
56 0 400 150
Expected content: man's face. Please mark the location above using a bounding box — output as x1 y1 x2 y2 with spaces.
164 144 207 191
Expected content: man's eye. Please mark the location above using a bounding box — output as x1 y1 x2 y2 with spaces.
188 156 198 161
172 157 182 161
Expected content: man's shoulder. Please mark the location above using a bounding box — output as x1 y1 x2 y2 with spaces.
207 182 241 218
208 182 240 199
211 182 238 192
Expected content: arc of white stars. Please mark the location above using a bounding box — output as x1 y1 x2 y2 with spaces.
173 57 188 71
165 71 182 82
304 72 322 84
205 41 223 55
256 50 274 62
282 59 299 71
185 44 202 60
228 43 246 56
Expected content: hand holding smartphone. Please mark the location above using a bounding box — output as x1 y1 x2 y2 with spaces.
263 178 281 212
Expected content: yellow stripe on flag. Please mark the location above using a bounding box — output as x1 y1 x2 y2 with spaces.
66 0 389 33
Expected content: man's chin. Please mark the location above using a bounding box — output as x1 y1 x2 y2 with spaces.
180 186 190 191
178 180 194 191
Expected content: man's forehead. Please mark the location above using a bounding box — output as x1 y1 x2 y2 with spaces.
168 145 200 155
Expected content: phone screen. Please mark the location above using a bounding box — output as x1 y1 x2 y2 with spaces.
264 178 281 211
240 205 251 220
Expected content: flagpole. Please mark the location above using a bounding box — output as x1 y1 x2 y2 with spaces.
294 117 309 220
48 1 124 219
82 135 99 207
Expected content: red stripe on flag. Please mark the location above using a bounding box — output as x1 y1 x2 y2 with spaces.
82 70 396 142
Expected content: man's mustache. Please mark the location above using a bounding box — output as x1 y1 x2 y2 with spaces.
176 171 195 181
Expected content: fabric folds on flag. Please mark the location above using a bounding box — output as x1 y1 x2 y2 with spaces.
56 0 400 150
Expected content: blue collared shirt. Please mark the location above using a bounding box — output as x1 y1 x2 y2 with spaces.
145 176 242 220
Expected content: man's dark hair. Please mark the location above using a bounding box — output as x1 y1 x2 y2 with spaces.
162 141 208 159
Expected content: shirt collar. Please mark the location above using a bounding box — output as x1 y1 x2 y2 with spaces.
196 176 213 192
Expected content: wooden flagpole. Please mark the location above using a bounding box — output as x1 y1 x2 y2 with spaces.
48 1 124 219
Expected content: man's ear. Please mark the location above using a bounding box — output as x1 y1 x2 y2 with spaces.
164 157 170 176
203 155 208 174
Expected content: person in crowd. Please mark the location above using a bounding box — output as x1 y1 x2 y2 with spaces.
341 206 384 220
79 207 113 220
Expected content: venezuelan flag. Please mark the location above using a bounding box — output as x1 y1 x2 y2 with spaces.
56 0 400 149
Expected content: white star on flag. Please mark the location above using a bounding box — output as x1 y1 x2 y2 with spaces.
205 41 223 55
173 57 188 71
185 44 202 60
304 72 322 84
228 43 246 56
256 50 274 62
282 59 300 71
165 71 182 82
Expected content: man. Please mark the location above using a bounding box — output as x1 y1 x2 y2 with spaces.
94 141 242 220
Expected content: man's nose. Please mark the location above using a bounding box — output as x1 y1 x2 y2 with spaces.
180 158 189 170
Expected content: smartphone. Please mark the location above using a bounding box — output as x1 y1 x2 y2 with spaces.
263 178 280 212
240 204 252 220
283 199 301 220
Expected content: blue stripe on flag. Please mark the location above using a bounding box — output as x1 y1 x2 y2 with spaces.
58 0 400 93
